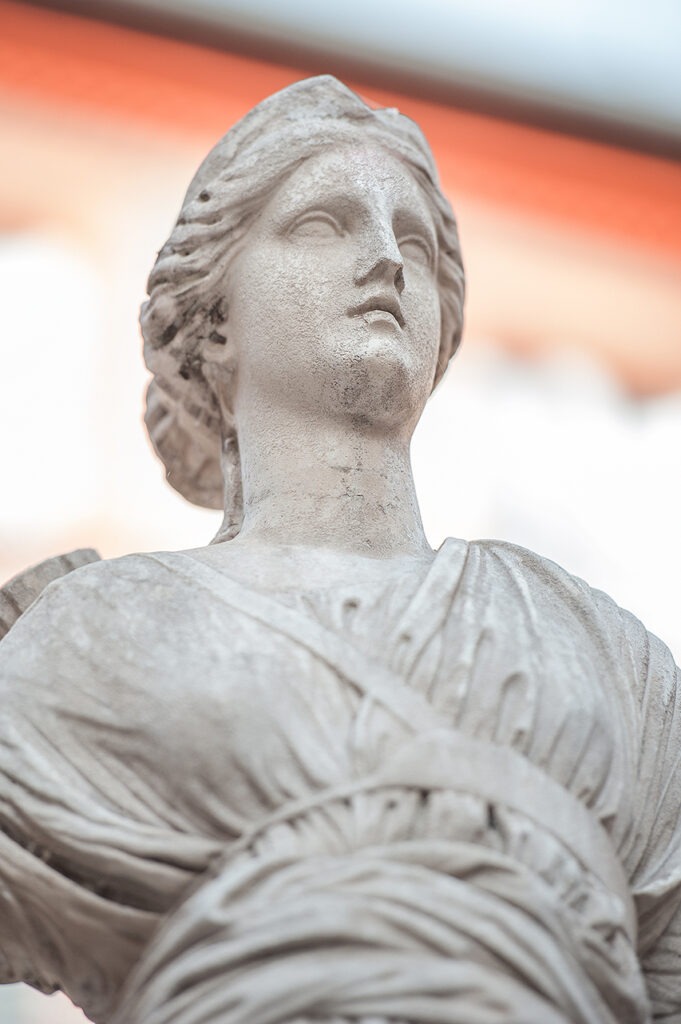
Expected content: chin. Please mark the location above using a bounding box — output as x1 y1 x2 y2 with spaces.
330 348 426 432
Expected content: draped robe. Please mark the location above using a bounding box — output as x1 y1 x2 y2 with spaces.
0 539 679 1023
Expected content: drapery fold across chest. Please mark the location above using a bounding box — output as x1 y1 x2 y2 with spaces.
0 538 677 1022
137 546 631 907
115 540 633 842
0 539 636 855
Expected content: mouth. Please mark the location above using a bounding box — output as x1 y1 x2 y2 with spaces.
348 294 405 329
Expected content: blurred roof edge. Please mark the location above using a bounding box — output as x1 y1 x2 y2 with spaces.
17 0 681 161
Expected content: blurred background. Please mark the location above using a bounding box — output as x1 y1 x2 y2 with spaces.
0 0 680 1019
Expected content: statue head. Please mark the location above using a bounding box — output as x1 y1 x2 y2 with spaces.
142 75 465 531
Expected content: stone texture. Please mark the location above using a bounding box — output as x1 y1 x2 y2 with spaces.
0 549 100 639
0 76 679 1024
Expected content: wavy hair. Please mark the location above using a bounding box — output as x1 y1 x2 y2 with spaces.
142 76 465 535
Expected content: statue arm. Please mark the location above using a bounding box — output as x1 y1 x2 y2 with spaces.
0 556 107 995
627 623 681 1022
0 559 162 1007
0 575 69 991
0 547 106 986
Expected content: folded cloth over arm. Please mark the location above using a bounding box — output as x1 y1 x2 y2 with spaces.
621 618 681 1023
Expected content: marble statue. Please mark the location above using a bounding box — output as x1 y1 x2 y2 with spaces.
0 76 680 1024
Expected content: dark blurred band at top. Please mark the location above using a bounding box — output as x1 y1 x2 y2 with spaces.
15 0 681 160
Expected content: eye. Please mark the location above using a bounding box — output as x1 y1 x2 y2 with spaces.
398 235 434 268
288 211 344 240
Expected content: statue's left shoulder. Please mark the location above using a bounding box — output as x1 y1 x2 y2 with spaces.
467 536 610 613
467 536 664 670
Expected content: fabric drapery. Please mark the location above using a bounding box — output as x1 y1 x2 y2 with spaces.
0 538 679 1021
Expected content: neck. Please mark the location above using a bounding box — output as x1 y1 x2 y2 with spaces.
227 405 430 559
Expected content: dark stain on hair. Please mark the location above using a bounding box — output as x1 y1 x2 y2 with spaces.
199 190 211 202
208 299 226 324
209 331 227 345
179 354 204 381
160 323 178 347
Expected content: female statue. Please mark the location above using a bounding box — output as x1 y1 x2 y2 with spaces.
0 76 679 1024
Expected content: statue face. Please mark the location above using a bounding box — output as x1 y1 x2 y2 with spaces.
221 143 441 433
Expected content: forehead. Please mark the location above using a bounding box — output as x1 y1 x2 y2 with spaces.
261 143 435 223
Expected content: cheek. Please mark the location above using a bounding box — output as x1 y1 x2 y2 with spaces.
232 249 337 345
227 253 292 362
226 248 343 407
406 279 442 371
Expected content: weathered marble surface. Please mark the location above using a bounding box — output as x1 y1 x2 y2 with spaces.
0 550 100 640
0 76 680 1024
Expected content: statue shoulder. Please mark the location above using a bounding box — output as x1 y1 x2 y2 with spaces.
465 536 675 680
467 536 609 605
0 550 181 644
0 550 203 705
0 548 101 640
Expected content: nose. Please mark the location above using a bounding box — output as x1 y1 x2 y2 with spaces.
353 223 405 294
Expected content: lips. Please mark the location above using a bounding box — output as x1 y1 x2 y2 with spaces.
348 293 405 328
